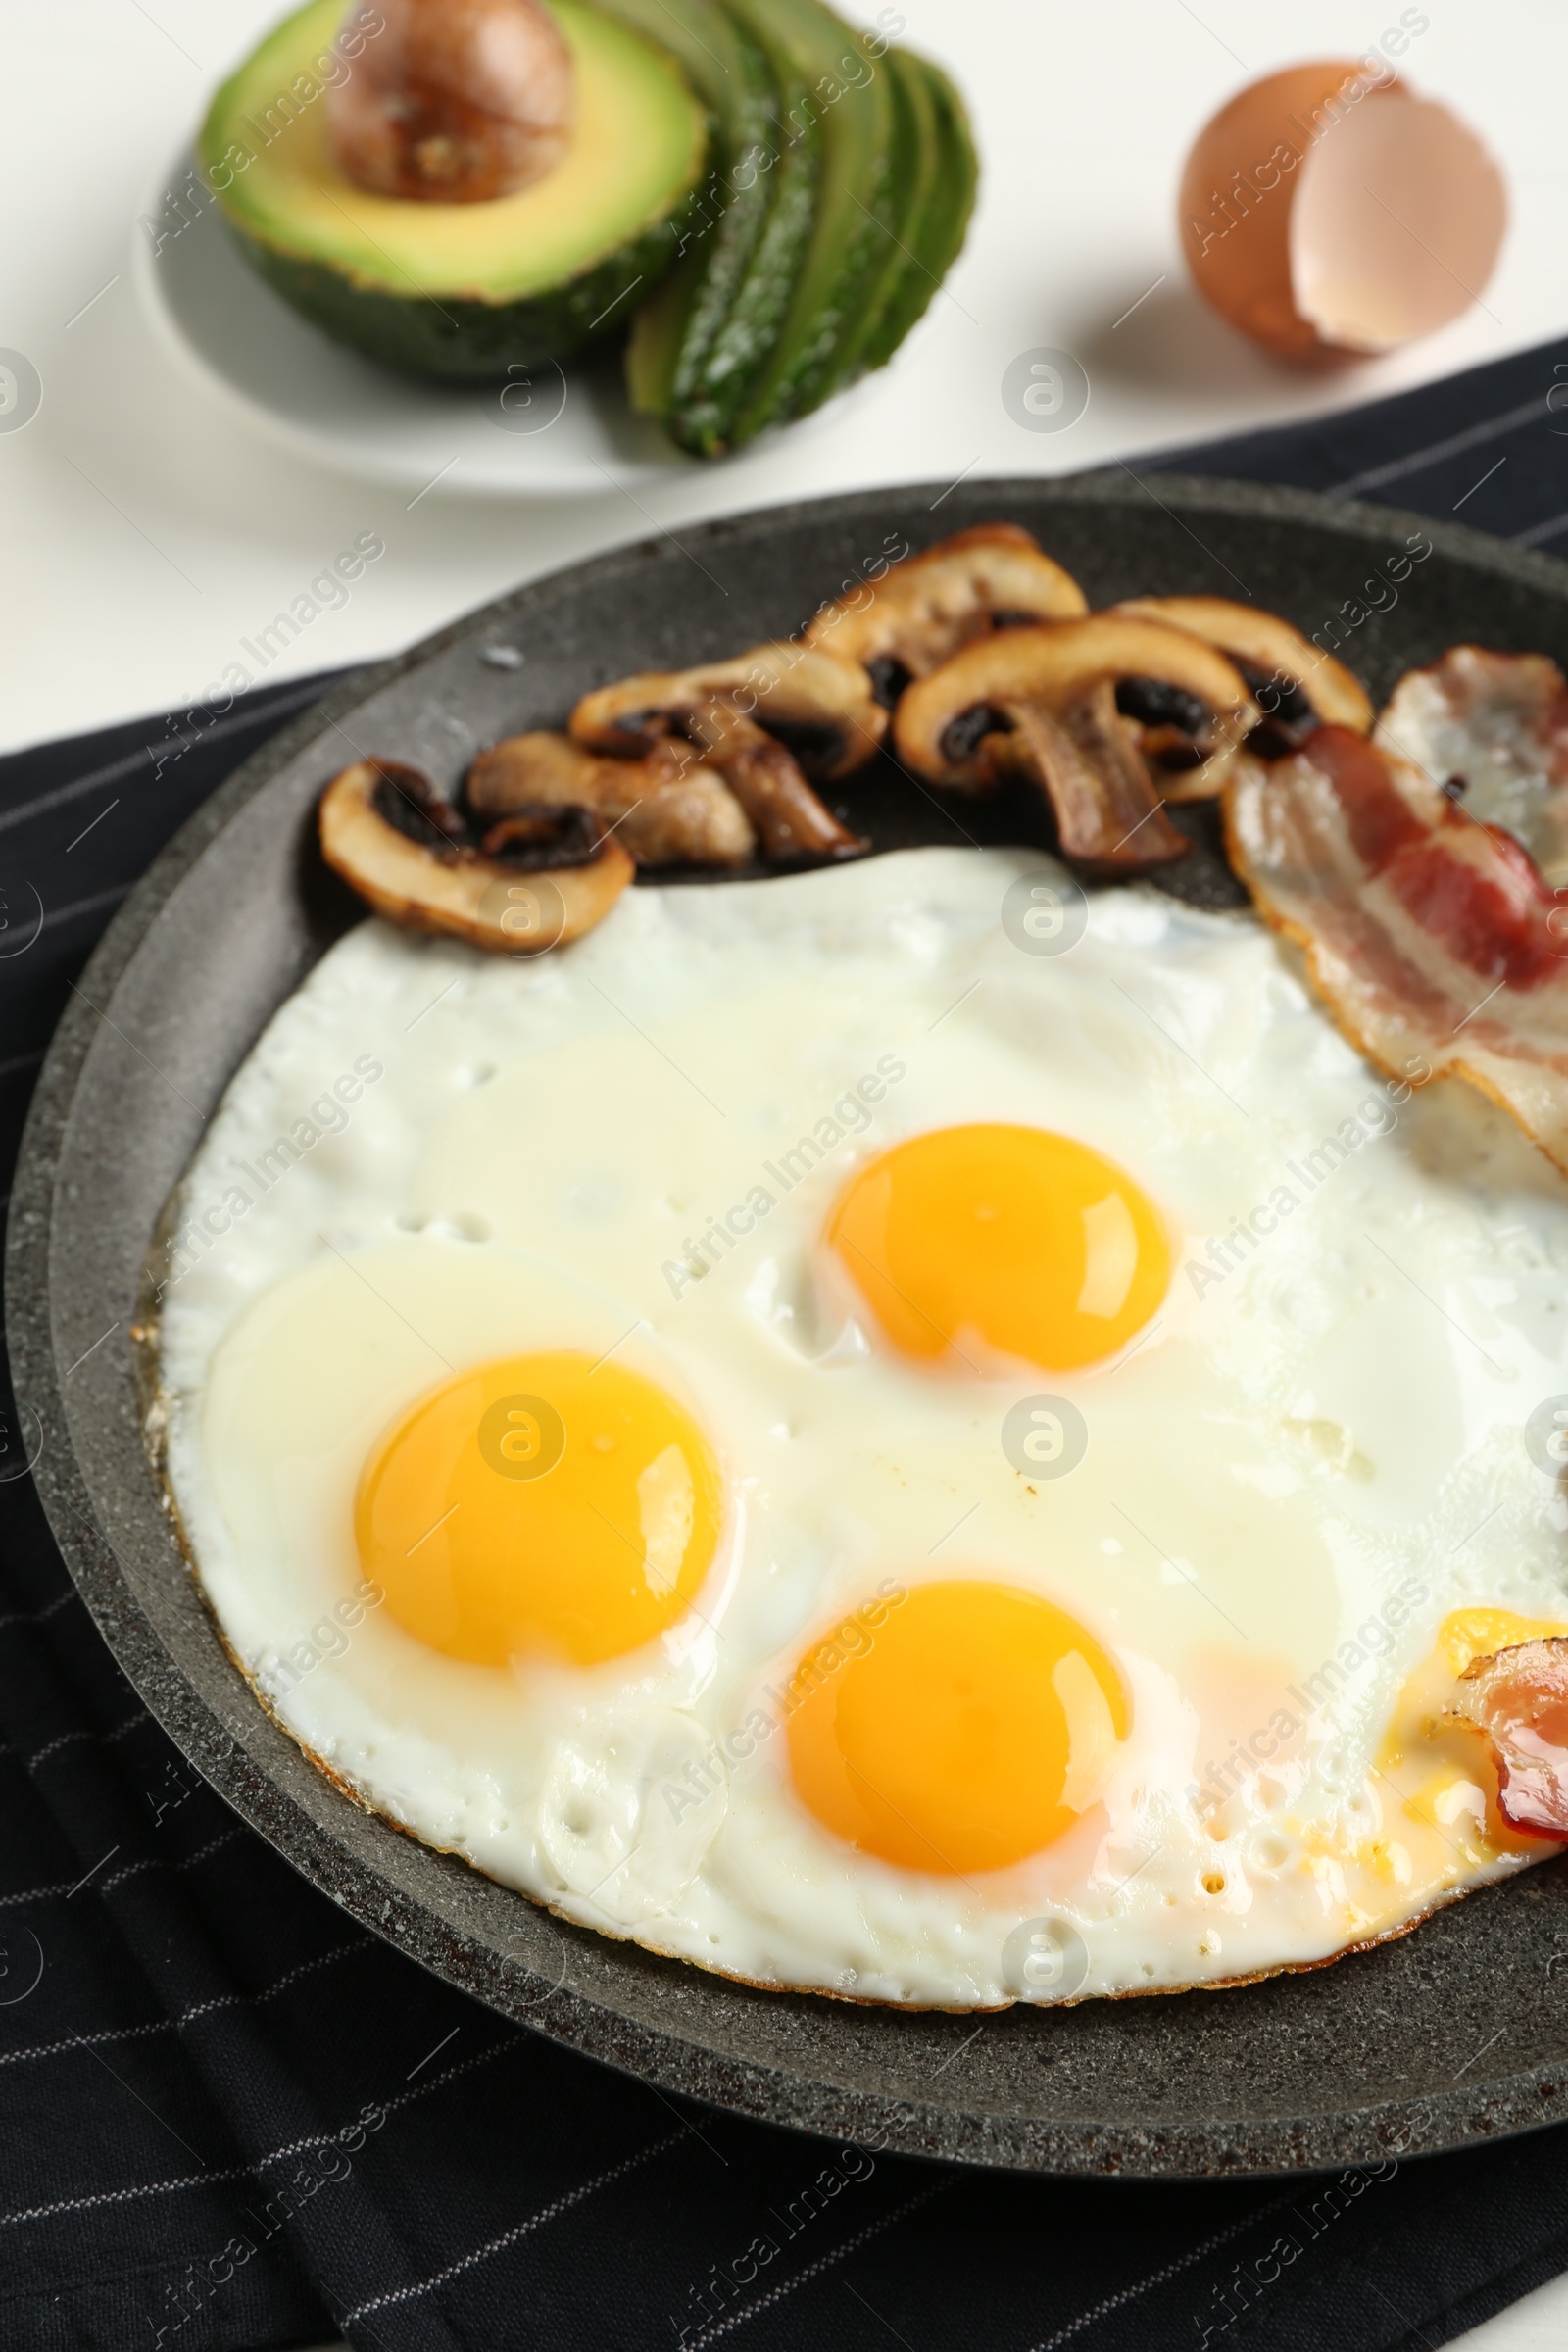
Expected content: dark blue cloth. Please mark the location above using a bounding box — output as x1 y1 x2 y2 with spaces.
7 337 1568 2352
1160 331 1568 545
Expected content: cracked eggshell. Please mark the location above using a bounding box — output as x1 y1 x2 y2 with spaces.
1179 61 1506 365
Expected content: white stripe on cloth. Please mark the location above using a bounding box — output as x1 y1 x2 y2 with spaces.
1331 392 1546 498
1026 2188 1303 2351
341 2129 692 2325
0 1825 245 1911
22 1712 149 1770
684 2180 954 2348
0 678 334 841
37 884 134 935
0 1588 80 1635
1513 506 1568 550
0 1936 377 2070
0 2026 521 2230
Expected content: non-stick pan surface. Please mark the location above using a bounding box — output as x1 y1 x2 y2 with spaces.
14 475 1568 2178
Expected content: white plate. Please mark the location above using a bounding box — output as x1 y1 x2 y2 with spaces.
133 153 706 496
133 155 890 498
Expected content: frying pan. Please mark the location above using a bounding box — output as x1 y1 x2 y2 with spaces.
14 474 1568 2177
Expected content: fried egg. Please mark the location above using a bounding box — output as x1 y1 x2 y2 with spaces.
154 848 1568 2006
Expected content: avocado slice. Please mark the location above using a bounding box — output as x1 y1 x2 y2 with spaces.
660 0 823 458
858 55 978 372
200 0 709 381
819 43 937 397
724 0 896 447
607 0 776 423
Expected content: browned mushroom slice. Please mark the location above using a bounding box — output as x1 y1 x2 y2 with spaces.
895 620 1258 874
319 759 632 955
467 732 756 867
1109 594 1373 780
680 701 866 861
806 524 1090 708
570 643 885 781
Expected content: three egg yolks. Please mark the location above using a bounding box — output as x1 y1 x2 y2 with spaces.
355 1125 1153 1864
356 1349 722 1667
825 1121 1169 1373
786 1580 1128 1873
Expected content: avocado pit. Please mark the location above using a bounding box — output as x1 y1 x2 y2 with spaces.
327 0 575 203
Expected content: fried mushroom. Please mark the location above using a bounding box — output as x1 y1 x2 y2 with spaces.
1109 594 1373 781
468 732 756 866
895 618 1259 875
570 644 871 861
319 759 632 954
806 524 1090 709
678 699 865 862
570 643 884 781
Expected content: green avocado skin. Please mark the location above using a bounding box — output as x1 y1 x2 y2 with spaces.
862 56 977 371
205 0 976 431
664 0 822 458
600 0 776 421
646 7 978 456
727 0 895 446
226 211 682 381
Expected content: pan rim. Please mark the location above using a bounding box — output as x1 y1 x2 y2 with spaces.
12 469 1568 2180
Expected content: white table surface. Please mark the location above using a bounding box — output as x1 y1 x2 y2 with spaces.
6 0 1568 760
7 6 1568 2344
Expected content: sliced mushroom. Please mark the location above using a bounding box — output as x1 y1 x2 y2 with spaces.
327 0 575 203
319 759 632 955
468 732 757 867
806 524 1090 709
1109 595 1373 784
895 619 1258 875
678 700 865 862
570 643 885 782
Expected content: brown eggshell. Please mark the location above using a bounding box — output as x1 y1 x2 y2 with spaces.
1179 60 1506 365
1290 89 1506 353
1181 62 1387 362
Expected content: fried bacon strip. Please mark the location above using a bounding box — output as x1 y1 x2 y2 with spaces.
1449 1638 1568 1839
1375 646 1568 887
1225 726 1568 1172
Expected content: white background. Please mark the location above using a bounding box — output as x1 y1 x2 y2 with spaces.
5 0 1568 756
7 5 1568 2340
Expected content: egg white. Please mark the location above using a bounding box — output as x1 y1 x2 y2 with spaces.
155 849 1568 2006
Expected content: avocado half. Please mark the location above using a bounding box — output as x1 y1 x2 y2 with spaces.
200 0 710 381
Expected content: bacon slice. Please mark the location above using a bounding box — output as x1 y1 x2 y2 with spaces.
1225 726 1568 1173
1449 1639 1568 1839
1375 647 1568 886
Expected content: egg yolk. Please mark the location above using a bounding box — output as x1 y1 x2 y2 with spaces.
824 1123 1169 1374
355 1350 722 1667
785 1580 1129 1874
